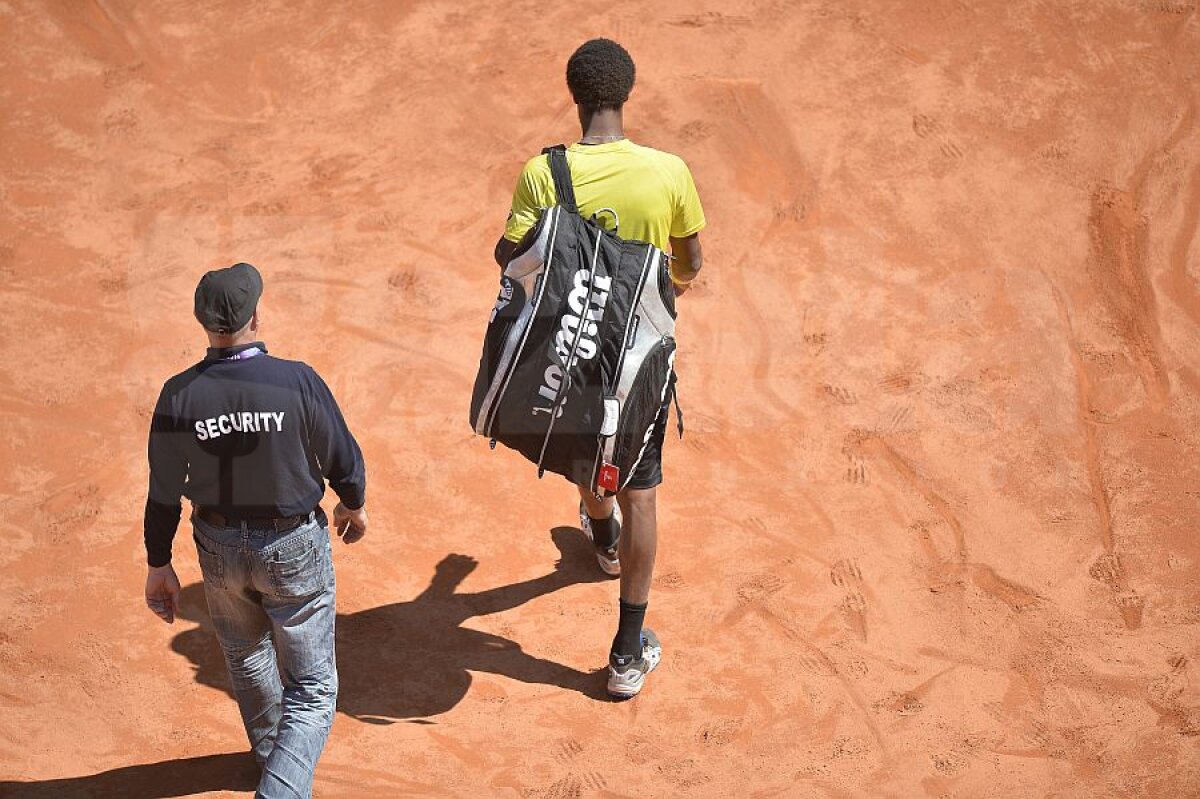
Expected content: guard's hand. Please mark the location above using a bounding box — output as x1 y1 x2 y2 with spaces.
145 564 181 624
334 502 368 544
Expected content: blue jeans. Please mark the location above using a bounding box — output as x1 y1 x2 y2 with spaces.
192 511 338 799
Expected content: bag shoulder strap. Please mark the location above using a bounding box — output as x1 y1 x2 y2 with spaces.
541 145 578 214
670 373 684 439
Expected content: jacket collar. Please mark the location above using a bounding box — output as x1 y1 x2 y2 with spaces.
204 341 268 361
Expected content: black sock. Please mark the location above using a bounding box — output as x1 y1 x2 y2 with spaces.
611 600 647 663
588 512 619 551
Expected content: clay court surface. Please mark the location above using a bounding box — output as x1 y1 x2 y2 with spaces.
2 1 1200 796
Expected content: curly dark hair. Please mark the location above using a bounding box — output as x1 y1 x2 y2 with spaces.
566 39 636 110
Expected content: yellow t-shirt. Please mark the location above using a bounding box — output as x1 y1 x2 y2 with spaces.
503 139 706 251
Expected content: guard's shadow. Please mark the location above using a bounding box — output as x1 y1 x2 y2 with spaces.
0 752 258 798
173 525 612 723
0 529 609 797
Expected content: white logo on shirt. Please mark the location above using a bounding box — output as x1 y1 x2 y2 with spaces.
194 411 285 441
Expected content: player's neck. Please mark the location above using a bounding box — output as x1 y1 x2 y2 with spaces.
578 106 625 143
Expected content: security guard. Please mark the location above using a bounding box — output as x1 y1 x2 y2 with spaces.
142 262 367 799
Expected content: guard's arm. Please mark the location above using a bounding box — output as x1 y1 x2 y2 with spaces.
144 386 186 568
305 368 367 538
144 385 186 623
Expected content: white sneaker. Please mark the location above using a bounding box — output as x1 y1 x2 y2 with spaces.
579 500 621 577
606 629 662 699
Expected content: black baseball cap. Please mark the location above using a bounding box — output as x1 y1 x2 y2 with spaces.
194 262 263 334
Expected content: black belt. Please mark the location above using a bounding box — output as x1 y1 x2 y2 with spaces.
194 506 317 533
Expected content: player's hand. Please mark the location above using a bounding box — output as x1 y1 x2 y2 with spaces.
146 564 182 624
334 502 368 544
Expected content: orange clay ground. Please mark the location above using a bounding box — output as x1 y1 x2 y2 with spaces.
1 2 1199 797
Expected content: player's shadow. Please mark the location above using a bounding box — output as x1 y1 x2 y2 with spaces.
172 525 612 723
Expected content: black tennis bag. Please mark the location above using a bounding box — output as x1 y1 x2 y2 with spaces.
470 145 678 495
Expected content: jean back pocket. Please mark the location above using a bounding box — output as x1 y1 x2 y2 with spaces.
193 530 226 590
265 528 327 599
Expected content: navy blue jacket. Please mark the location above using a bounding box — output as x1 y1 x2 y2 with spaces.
144 342 365 566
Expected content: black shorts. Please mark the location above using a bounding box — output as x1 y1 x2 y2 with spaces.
625 374 675 491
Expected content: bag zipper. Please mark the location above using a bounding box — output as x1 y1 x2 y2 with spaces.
589 244 656 492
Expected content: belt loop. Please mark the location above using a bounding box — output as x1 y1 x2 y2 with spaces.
308 510 316 525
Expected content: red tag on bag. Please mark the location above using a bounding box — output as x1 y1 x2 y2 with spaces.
598 463 620 493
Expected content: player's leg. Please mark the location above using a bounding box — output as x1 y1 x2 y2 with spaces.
578 485 614 520
616 486 657 607
192 517 283 765
604 383 671 698
254 516 338 799
606 486 662 698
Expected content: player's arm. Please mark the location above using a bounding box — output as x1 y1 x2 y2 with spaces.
668 158 706 296
668 233 703 296
494 224 541 270
494 236 519 269
494 158 545 269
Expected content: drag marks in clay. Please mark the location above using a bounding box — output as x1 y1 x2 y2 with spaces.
860 437 1046 613
1087 184 1169 406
